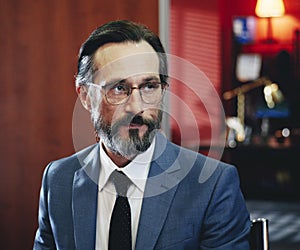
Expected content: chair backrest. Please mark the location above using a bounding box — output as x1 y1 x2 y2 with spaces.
249 218 269 250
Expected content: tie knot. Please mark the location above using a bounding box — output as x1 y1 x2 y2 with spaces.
110 170 132 197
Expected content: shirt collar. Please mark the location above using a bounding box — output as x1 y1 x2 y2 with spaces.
98 137 156 192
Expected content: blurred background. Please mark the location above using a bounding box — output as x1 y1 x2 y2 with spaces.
0 0 299 249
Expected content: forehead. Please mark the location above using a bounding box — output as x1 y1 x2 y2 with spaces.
93 41 160 84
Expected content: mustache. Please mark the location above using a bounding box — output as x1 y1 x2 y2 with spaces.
116 114 149 126
112 113 161 132
130 115 146 125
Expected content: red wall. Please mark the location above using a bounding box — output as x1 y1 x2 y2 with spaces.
170 0 223 149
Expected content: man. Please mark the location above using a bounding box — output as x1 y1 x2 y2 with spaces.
34 20 251 249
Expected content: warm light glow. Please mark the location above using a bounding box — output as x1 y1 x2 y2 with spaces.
255 0 285 17
263 83 284 108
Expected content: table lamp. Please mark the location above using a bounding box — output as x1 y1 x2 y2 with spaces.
255 0 285 43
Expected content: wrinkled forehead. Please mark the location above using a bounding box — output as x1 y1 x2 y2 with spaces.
93 41 160 85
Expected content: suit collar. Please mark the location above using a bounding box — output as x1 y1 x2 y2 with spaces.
72 144 100 249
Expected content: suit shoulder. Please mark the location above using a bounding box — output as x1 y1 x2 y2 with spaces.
166 139 238 178
44 144 98 179
166 139 221 164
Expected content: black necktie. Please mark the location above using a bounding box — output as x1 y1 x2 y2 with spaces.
108 170 132 250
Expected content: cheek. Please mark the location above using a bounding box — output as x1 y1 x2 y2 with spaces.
100 103 122 124
143 107 161 120
143 105 162 118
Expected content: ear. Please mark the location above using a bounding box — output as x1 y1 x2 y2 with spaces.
76 85 91 111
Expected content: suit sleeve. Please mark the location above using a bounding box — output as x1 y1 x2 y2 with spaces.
200 165 251 250
33 163 56 250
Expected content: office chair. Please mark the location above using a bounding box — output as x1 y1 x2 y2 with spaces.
249 218 269 250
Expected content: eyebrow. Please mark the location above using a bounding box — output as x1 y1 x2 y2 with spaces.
106 75 160 87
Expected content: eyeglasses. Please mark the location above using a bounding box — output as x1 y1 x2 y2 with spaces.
87 81 168 105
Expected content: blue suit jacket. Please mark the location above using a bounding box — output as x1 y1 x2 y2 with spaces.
34 133 251 249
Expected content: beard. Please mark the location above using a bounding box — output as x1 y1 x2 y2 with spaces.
93 111 162 159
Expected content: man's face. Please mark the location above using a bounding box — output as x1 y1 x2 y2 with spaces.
89 41 163 159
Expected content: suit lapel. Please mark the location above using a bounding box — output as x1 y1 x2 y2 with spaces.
135 133 181 250
72 145 100 250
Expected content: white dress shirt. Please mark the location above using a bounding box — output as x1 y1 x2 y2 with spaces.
95 138 155 250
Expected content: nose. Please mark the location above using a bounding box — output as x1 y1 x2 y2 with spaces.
124 88 144 114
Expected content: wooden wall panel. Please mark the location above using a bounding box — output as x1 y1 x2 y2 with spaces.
0 0 158 249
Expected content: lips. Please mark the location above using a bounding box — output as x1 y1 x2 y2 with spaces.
128 124 145 130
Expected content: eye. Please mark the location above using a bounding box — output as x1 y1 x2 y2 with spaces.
142 82 160 92
110 83 128 95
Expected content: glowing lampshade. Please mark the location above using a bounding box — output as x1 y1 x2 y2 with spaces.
255 0 285 18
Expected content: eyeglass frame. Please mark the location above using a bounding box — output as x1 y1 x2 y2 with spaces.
85 80 169 105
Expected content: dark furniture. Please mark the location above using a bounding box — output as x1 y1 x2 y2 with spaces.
223 145 300 201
